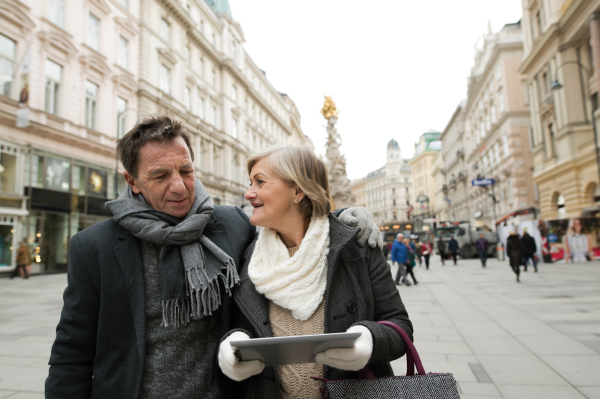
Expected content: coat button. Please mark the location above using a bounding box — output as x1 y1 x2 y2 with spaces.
347 301 356 313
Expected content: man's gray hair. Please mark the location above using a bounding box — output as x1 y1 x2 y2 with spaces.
396 233 404 239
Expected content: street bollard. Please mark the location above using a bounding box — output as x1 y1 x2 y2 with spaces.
497 244 505 261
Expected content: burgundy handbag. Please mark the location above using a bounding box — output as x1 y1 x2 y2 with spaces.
314 321 460 399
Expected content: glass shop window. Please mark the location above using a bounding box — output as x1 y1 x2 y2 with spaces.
0 151 17 193
46 157 71 191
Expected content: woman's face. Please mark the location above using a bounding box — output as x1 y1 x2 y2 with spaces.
245 158 303 229
573 219 582 234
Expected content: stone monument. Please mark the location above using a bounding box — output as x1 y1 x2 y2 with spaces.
321 95 355 208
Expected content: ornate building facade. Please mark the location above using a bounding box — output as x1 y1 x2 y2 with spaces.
0 0 140 273
0 0 308 274
439 22 536 230
520 0 600 219
138 0 310 206
350 139 412 227
409 129 441 230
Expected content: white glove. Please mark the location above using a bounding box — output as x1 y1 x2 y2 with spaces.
218 331 265 381
315 325 373 371
339 207 383 249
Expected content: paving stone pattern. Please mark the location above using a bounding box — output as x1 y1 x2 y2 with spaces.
0 256 599 398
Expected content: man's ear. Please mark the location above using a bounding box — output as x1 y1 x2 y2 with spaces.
123 171 142 194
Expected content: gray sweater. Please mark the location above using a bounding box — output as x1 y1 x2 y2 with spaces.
139 241 220 399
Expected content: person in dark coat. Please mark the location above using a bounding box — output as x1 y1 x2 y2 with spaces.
506 231 522 282
45 117 381 399
218 145 413 398
437 237 446 265
11 239 31 279
421 240 432 269
520 228 538 272
448 235 459 265
404 238 418 285
475 234 489 267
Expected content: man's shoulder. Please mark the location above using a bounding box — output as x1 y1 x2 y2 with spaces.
73 218 119 246
213 205 251 227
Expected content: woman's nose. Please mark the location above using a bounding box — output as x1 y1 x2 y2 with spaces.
245 186 256 201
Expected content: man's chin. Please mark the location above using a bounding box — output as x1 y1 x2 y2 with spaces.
163 202 193 218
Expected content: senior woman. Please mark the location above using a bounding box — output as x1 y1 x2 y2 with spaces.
218 145 413 399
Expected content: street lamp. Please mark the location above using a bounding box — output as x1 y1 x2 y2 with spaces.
114 108 139 198
551 60 600 183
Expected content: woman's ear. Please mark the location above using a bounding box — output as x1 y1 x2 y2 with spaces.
293 186 306 203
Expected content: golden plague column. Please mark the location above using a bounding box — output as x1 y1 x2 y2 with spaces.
321 95 355 208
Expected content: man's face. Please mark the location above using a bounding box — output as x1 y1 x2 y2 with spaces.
396 235 404 242
124 137 195 218
479 234 484 239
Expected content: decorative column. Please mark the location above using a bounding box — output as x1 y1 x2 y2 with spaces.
321 95 355 209
589 13 600 91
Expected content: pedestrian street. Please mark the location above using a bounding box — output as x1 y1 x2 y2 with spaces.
390 257 600 398
0 256 599 398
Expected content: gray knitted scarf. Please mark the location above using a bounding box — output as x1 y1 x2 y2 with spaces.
105 179 239 328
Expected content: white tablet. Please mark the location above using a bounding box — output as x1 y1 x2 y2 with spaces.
230 332 362 366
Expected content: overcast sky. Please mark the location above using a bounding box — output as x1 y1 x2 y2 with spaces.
228 0 524 180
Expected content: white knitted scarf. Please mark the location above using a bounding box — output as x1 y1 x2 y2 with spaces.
248 215 330 321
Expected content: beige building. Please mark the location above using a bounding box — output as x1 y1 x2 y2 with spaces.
409 129 441 229
350 139 412 228
439 102 470 222
463 21 535 229
139 0 310 207
0 0 140 272
431 151 448 222
520 0 600 219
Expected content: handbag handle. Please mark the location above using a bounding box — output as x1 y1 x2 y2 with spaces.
357 321 426 379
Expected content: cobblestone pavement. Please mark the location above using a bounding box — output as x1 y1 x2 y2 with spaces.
0 256 599 398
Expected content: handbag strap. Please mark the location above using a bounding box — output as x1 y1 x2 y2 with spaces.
357 321 426 379
378 321 426 376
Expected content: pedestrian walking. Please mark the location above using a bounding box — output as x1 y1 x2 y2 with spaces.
421 240 432 269
475 234 489 267
392 233 410 286
437 237 446 266
415 242 422 267
404 238 418 285
565 218 592 263
520 228 538 272
506 231 522 282
11 238 31 279
448 235 459 265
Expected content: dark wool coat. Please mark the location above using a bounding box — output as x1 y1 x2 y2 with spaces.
520 234 537 256
224 215 414 399
448 238 459 254
45 206 256 399
506 235 523 268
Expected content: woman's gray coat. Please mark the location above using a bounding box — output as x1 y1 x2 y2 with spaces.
224 214 413 398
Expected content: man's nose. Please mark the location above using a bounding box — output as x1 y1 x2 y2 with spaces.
169 174 187 193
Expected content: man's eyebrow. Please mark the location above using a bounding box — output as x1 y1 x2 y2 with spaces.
148 168 169 177
180 163 193 169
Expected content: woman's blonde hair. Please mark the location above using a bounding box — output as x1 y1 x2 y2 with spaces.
247 144 333 218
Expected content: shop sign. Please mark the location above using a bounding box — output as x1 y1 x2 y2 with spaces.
471 178 496 186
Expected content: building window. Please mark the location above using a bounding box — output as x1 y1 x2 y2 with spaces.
534 183 540 202
184 87 191 111
119 0 128 8
496 65 502 81
87 14 100 51
198 96 204 119
44 59 62 115
231 40 237 61
184 46 190 65
498 91 505 113
116 97 127 139
549 123 556 156
503 135 509 157
491 105 497 124
48 0 65 27
212 68 216 86
232 85 237 102
46 157 71 191
0 34 15 97
211 105 217 126
198 56 204 77
159 64 170 94
232 118 238 138
529 127 535 148
212 33 216 46
118 36 128 70
85 80 98 129
160 19 170 42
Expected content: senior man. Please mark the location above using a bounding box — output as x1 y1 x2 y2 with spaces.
45 116 381 399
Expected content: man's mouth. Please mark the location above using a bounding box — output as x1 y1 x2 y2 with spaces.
169 198 187 204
